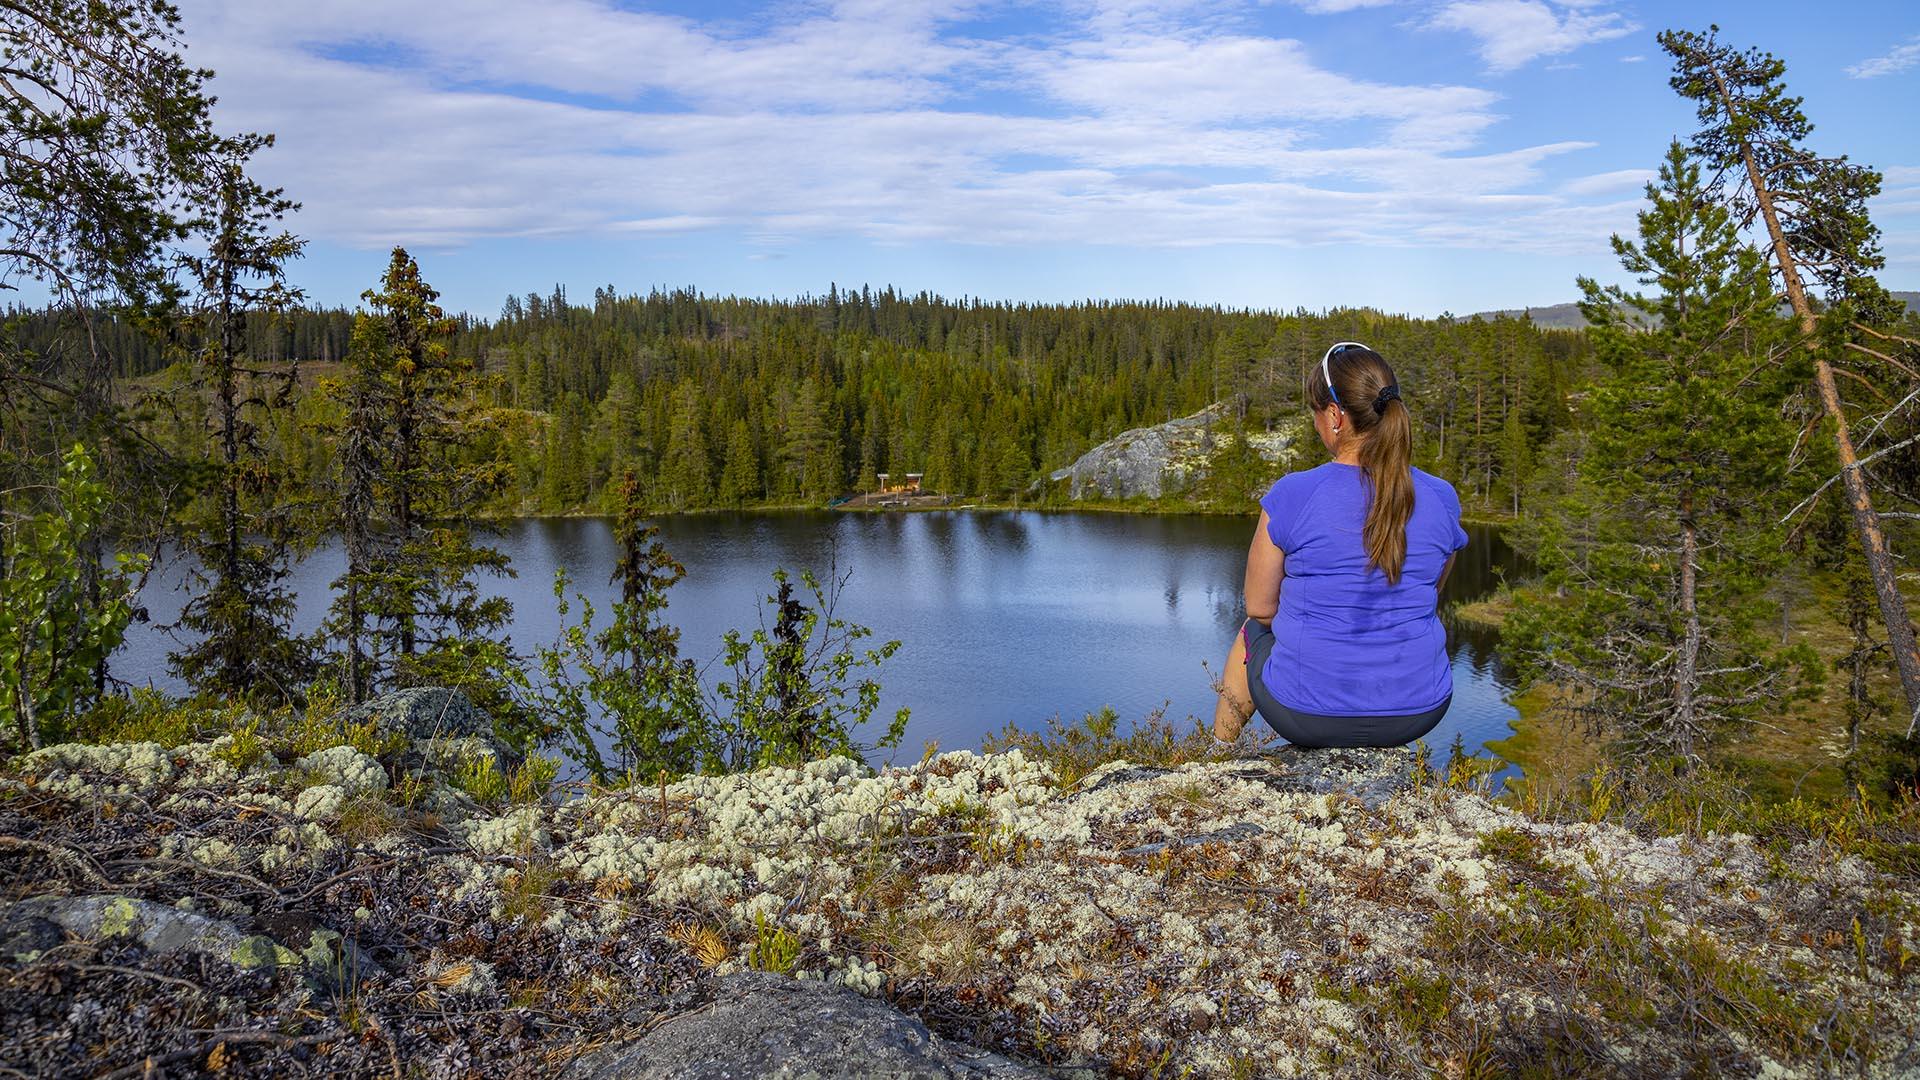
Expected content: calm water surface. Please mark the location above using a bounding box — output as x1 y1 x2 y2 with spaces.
121 512 1521 775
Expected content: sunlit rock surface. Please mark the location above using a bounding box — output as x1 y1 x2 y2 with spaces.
1047 402 1306 501
565 970 1042 1079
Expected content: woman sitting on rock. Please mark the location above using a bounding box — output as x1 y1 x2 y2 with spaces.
1212 342 1467 748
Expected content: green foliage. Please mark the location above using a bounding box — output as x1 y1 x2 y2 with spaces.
982 704 1251 787
746 913 801 975
0 445 148 750
508 755 561 805
1507 142 1819 762
452 750 509 805
539 471 708 782
66 688 209 749
286 695 407 762
709 567 910 771
215 717 269 772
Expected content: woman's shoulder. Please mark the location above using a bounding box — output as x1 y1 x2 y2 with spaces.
1264 461 1347 499
1411 467 1462 504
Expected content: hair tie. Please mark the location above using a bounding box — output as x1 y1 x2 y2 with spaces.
1373 383 1400 415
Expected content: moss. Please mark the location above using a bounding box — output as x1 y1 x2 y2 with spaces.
230 935 299 969
1475 826 1549 876
98 897 140 939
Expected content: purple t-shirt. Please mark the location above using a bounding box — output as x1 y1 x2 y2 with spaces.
1255 463 1468 716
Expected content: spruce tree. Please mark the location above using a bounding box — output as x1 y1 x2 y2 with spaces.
661 378 710 509
720 418 760 506
1509 142 1818 762
168 153 313 703
318 250 517 714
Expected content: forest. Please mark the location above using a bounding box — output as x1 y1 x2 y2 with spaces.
10 280 1589 517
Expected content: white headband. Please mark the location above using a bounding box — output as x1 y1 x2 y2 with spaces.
1320 341 1369 409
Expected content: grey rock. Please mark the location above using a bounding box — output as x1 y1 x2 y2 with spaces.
1069 765 1172 799
0 913 63 963
1 895 380 983
1119 821 1266 856
6 894 294 969
344 687 488 742
1046 403 1304 501
564 970 1044 1080
1233 746 1420 810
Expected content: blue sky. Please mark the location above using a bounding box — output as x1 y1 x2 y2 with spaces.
175 0 1920 319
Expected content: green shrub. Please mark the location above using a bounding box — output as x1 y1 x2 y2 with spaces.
983 705 1250 787
452 751 508 804
746 914 801 975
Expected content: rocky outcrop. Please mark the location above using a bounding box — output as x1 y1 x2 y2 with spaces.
565 971 1042 1080
4 717 1917 1079
0 894 380 988
1047 403 1306 501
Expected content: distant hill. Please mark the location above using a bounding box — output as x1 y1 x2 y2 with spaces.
1466 303 1590 329
1472 291 1919 330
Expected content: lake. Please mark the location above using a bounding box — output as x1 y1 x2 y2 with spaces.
119 511 1521 775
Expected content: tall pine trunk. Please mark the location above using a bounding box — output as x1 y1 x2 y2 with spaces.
1674 485 1702 761
1711 71 1920 730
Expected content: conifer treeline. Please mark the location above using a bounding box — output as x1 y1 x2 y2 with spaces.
65 286 1589 514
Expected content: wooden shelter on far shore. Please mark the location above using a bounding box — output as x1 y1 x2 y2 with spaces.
874 472 923 494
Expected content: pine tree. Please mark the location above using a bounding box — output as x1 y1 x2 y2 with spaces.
1661 27 1918 729
1509 142 1819 762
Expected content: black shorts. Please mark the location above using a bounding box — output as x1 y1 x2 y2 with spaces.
1240 618 1450 748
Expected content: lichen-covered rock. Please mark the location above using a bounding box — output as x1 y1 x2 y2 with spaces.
1047 403 1306 501
345 687 486 742
295 745 387 797
563 971 1043 1080
2 895 298 969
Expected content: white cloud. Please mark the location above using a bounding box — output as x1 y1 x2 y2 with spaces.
1559 168 1653 196
1428 0 1636 72
1847 36 1920 79
175 0 1632 261
1278 0 1399 13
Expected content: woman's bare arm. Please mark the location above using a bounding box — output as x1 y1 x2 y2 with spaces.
1436 552 1457 597
1243 510 1285 624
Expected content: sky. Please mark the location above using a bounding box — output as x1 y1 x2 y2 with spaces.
171 0 1920 319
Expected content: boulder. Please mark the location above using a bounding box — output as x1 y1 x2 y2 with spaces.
344 687 488 743
1231 745 1421 810
344 687 518 771
564 970 1044 1080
